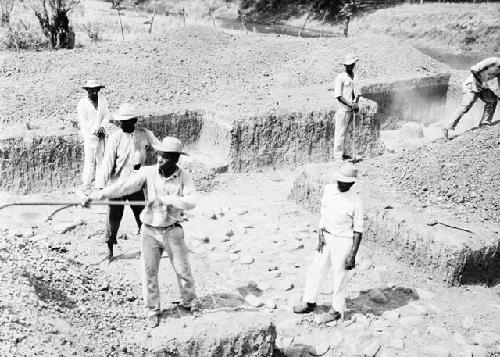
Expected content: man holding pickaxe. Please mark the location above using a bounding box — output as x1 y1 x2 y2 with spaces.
333 54 360 162
444 57 500 140
84 136 199 328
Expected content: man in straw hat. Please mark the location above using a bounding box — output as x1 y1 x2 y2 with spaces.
294 162 363 321
333 54 360 162
444 57 500 140
96 103 160 261
86 136 198 328
77 78 110 192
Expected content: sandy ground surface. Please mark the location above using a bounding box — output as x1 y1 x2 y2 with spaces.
0 24 448 139
1 166 499 356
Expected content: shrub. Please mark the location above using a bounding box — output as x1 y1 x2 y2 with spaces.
0 20 47 49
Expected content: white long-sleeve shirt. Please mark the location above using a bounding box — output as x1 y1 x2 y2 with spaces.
96 127 160 188
465 57 500 95
100 165 199 228
319 184 363 239
334 72 358 112
77 96 110 141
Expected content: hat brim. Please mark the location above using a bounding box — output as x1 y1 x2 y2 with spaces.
343 59 359 65
113 114 138 121
153 144 188 155
334 172 356 183
83 85 105 89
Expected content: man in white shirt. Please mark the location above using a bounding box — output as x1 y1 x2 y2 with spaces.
85 137 198 328
96 103 160 261
444 57 500 140
294 162 363 321
333 54 360 162
77 79 110 192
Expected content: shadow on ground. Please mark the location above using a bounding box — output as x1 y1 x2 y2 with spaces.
313 286 417 317
24 271 76 309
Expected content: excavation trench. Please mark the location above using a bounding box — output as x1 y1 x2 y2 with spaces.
0 74 451 194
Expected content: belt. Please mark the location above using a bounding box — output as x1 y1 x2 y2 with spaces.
143 222 181 230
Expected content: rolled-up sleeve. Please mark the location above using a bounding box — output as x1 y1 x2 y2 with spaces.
100 169 147 199
169 172 199 210
353 197 363 233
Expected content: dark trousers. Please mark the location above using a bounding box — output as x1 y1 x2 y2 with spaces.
105 189 145 244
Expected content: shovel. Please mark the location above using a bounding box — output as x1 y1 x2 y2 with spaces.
348 110 363 164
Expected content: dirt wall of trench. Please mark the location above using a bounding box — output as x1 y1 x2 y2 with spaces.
0 111 206 194
227 99 381 171
289 163 500 286
362 73 450 130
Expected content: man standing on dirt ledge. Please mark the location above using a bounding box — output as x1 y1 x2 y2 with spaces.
77 79 110 193
333 54 360 162
444 57 500 140
96 103 160 261
294 163 363 322
85 137 199 328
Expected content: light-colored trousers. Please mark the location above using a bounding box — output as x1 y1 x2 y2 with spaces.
82 138 104 190
333 109 352 161
141 224 196 317
446 85 498 130
303 233 353 313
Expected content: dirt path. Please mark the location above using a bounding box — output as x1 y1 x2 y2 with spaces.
1 167 499 356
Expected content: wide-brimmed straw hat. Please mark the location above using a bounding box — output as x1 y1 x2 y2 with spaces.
342 54 359 66
334 162 358 183
113 103 140 121
82 78 105 89
153 137 188 155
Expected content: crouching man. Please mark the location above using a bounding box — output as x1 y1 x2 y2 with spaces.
294 162 363 321
85 137 198 328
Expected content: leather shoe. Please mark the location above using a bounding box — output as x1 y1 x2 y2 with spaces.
293 302 316 314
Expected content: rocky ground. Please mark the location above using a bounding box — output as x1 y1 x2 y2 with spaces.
0 23 448 139
363 124 500 225
1 166 499 356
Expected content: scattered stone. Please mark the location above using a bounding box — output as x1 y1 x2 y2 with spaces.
197 236 210 244
358 260 373 271
236 209 248 216
415 288 435 300
268 266 279 271
454 333 468 345
472 331 500 347
362 341 381 356
427 326 448 339
421 345 451 357
239 255 254 265
399 316 423 329
371 319 390 332
331 331 344 348
277 336 294 349
361 304 373 314
287 243 304 252
369 288 388 303
264 298 277 309
401 121 424 139
258 281 271 291
225 229 234 237
279 280 294 291
462 316 474 330
406 303 428 317
382 310 400 322
309 343 330 356
245 294 263 308
389 338 404 350
13 228 34 238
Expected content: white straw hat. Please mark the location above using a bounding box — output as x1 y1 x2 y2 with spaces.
82 78 105 89
113 103 140 121
153 137 188 155
333 162 358 183
342 54 359 66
